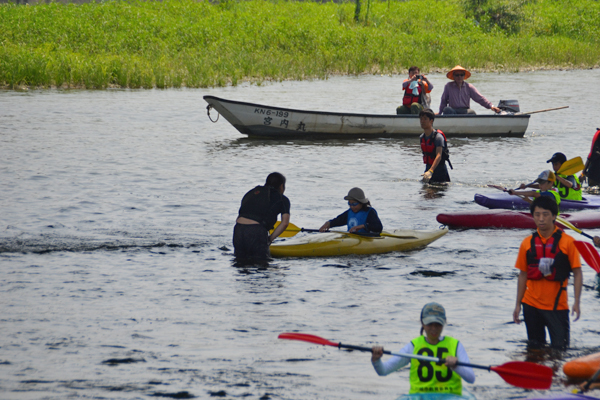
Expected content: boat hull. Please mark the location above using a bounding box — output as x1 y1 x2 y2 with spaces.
564 352 600 380
204 96 530 139
437 210 600 229
269 228 448 257
474 193 600 211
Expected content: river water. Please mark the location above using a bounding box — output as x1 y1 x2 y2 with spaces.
1 70 600 400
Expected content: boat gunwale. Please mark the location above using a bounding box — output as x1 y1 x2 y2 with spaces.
203 95 531 120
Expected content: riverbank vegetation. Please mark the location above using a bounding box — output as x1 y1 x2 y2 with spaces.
1 0 599 89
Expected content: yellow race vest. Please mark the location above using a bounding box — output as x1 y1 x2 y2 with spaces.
409 335 462 395
555 174 582 201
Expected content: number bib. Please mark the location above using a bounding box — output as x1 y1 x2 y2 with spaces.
409 335 462 395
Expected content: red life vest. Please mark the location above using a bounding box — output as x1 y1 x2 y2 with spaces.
403 82 422 107
420 129 447 165
525 230 572 282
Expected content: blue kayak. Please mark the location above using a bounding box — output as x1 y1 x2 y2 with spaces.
396 392 476 400
474 192 600 211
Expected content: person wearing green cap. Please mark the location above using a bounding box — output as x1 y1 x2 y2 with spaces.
371 303 475 396
319 187 382 234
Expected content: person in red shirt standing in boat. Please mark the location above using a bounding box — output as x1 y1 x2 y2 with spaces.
439 65 501 115
397 66 433 115
420 109 452 184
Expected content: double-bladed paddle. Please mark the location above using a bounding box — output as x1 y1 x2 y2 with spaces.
278 332 553 390
488 157 585 191
270 221 417 240
578 366 600 393
573 241 600 273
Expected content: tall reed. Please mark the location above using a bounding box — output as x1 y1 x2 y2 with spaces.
0 0 598 89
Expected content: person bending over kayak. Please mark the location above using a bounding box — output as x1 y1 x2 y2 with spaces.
518 153 582 201
513 196 582 350
420 109 451 184
319 187 382 234
508 170 561 209
371 303 475 396
233 172 290 260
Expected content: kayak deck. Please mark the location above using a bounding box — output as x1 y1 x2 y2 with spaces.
437 210 600 229
270 228 448 257
474 192 600 211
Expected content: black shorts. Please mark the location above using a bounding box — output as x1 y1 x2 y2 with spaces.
233 223 270 260
522 303 570 349
425 163 451 183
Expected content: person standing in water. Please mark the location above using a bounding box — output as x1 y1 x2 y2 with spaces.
420 109 451 184
233 172 290 260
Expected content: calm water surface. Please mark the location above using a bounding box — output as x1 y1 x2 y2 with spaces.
2 70 600 400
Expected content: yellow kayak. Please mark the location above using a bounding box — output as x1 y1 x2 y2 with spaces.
270 228 448 257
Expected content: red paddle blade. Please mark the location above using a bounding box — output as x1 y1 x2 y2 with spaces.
278 332 339 347
574 241 600 273
491 361 553 390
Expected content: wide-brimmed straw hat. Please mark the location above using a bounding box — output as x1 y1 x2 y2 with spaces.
446 65 471 80
344 187 369 204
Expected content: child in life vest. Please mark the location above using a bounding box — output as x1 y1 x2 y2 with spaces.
319 187 382 234
371 303 475 396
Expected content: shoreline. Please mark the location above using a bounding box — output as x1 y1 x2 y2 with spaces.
3 65 598 91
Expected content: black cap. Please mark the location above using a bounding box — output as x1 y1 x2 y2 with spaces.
547 152 567 164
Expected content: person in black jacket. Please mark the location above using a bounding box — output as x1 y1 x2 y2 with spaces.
233 172 290 259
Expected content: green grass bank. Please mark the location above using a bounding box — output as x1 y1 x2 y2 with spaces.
1 0 599 89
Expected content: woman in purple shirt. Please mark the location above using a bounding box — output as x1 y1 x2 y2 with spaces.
439 65 501 115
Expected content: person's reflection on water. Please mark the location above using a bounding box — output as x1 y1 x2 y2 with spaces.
420 182 448 200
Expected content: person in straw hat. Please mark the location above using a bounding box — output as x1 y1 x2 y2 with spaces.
319 187 382 234
438 65 501 115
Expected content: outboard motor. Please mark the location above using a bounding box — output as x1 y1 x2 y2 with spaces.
497 100 520 114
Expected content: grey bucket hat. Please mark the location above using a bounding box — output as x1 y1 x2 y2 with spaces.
344 187 369 204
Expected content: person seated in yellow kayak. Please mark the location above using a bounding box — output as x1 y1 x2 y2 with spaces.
318 187 382 234
508 170 561 209
370 303 475 396
517 153 582 201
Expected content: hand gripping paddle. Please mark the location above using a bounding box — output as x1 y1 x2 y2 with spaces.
278 332 553 390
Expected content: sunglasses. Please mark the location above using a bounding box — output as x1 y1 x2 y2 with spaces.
454 73 465 77
348 201 360 207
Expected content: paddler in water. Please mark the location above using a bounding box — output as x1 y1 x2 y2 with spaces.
371 303 475 395
508 170 561 209
513 196 582 350
319 187 382 234
233 172 290 260
420 109 451 184
517 153 582 201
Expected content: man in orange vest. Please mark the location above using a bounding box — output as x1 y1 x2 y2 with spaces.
397 66 433 115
